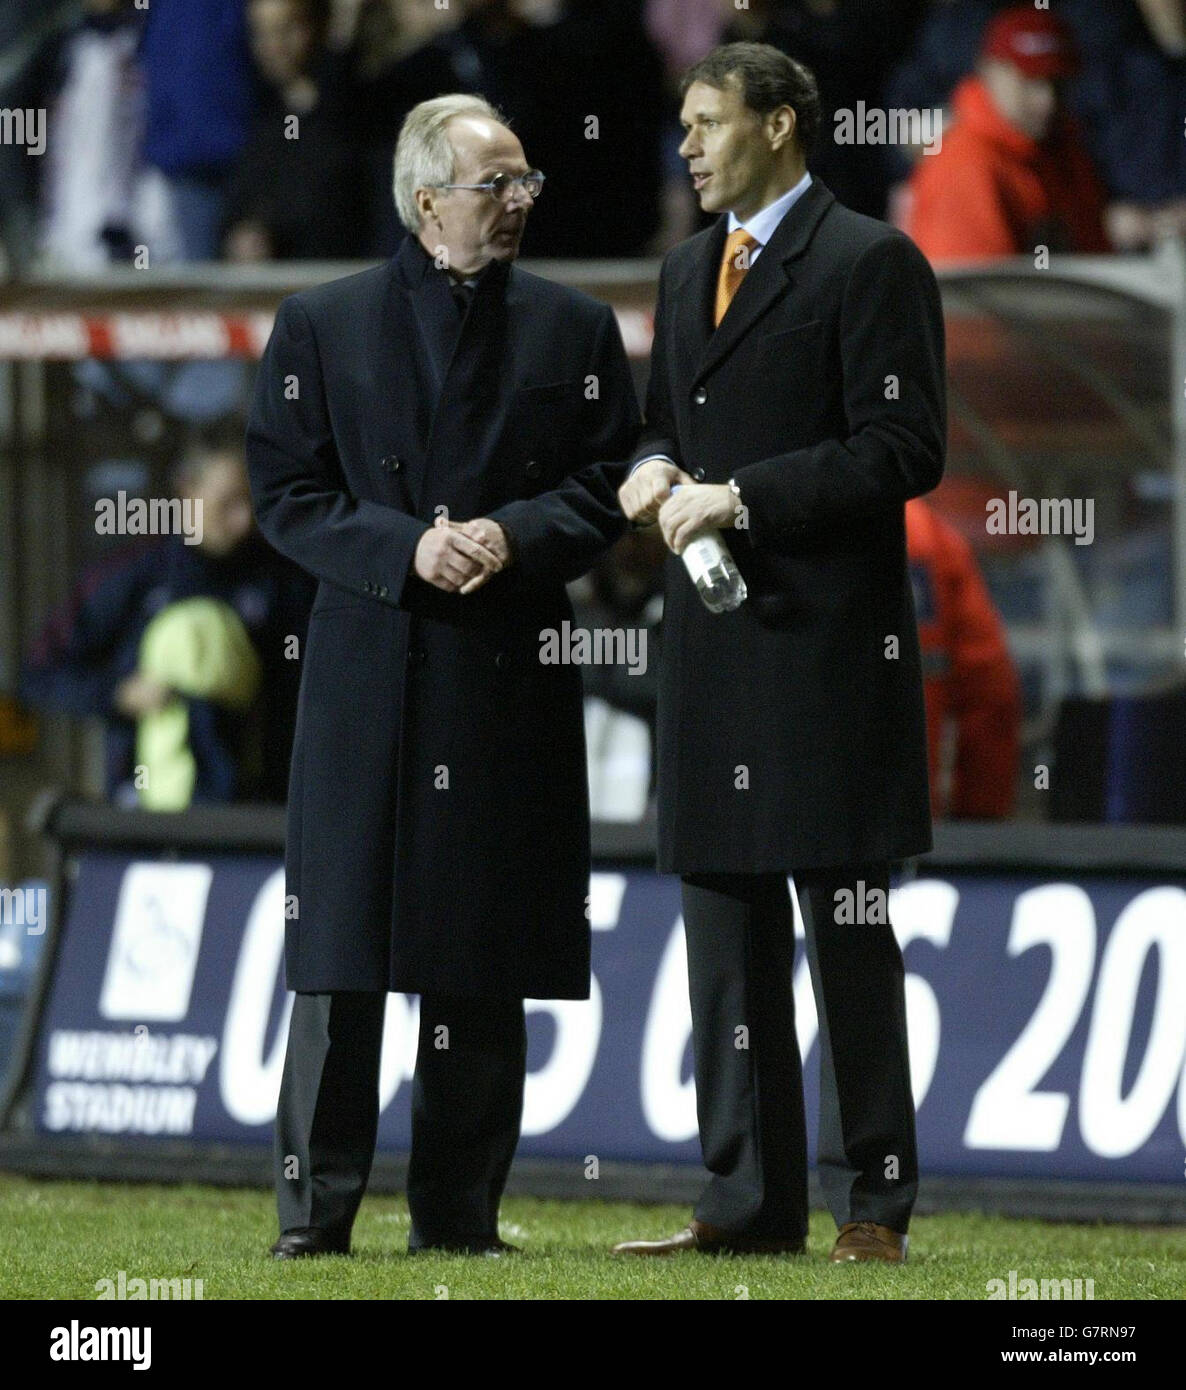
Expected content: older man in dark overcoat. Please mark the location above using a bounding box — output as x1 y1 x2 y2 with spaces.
246 93 639 1256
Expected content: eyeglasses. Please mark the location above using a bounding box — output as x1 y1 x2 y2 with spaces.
434 170 545 201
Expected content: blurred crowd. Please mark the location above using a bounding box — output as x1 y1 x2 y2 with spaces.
11 0 1186 826
20 437 313 809
0 0 1184 274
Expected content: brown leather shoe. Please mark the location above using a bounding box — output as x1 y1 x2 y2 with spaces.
829 1221 908 1263
612 1218 805 1256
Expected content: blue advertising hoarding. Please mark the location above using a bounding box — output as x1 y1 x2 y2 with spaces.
28 850 1186 1182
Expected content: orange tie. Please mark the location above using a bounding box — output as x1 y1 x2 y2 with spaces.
714 229 760 327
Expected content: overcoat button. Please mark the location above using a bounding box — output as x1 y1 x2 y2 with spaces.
494 651 508 670
364 581 373 593
692 467 706 482
378 585 389 597
381 455 401 472
407 648 425 665
693 386 708 405
525 459 541 479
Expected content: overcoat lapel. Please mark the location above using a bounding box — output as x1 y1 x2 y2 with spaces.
672 216 726 396
691 180 835 388
423 259 512 511
376 239 443 502
431 257 511 451
396 236 465 415
387 238 514 515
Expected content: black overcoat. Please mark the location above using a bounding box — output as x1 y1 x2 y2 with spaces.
635 179 947 873
246 235 639 997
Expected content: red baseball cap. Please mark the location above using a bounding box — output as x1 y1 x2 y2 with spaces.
981 7 1080 78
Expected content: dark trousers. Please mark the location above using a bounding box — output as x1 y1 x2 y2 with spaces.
681 864 918 1238
274 991 527 1249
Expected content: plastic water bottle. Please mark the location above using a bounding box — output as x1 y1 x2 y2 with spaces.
671 484 747 613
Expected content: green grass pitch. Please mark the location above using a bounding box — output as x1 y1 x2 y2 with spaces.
2 1174 1183 1300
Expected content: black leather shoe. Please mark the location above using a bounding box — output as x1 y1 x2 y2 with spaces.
270 1227 351 1259
408 1236 521 1256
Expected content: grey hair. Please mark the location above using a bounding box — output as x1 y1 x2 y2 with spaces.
393 94 509 232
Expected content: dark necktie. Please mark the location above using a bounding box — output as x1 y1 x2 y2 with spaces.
451 279 475 320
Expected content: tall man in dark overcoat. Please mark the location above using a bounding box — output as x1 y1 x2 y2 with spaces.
615 44 947 1263
246 94 639 1257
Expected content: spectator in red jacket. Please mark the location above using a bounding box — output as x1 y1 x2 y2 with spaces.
907 497 1022 819
905 6 1110 260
